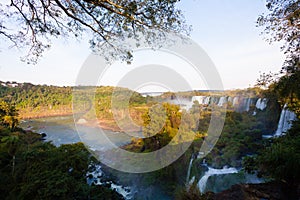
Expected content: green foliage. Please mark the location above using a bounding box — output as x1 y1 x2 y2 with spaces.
205 111 265 168
0 0 188 64
142 103 180 150
94 86 147 121
257 0 299 72
255 120 300 185
0 126 122 199
273 71 300 116
0 82 73 118
0 82 147 123
0 101 19 130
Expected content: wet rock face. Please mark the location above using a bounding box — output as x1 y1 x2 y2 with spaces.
213 182 299 200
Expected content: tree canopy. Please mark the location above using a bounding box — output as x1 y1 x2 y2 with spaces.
258 0 300 113
0 0 189 64
257 0 299 72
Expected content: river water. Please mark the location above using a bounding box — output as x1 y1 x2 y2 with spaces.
19 115 170 199
19 115 263 199
20 115 134 148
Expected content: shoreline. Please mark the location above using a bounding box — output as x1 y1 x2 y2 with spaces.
19 106 73 120
20 113 140 133
80 119 141 133
20 112 74 120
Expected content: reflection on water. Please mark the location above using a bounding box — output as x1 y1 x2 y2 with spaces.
19 115 170 199
20 115 137 150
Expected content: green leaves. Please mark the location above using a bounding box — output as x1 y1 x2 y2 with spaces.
258 0 299 72
0 101 19 130
1 0 188 64
0 127 122 199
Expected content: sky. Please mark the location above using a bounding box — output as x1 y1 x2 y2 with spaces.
0 0 285 91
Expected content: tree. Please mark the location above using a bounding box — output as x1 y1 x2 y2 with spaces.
0 0 189 64
255 71 279 90
1 133 20 176
0 101 19 130
258 1 300 114
257 0 299 73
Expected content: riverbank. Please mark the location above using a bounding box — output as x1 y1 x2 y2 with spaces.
20 110 139 133
19 106 73 119
19 105 143 133
78 118 141 133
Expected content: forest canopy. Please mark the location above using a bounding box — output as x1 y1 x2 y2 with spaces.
0 0 189 63
257 0 299 73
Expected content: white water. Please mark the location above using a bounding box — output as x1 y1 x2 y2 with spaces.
192 96 210 105
218 96 227 107
197 167 238 193
245 98 252 112
87 164 133 199
173 96 265 113
186 157 194 185
232 97 239 107
255 98 267 110
274 104 296 137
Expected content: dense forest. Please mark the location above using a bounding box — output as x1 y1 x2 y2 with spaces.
0 0 299 199
0 76 300 199
0 75 299 199
0 101 124 199
0 81 73 119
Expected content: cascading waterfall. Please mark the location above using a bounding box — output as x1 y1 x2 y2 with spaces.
190 96 210 107
217 96 227 107
239 98 248 112
197 167 238 193
186 156 194 185
232 97 252 112
168 96 269 114
86 164 133 199
274 104 296 137
232 96 239 107
227 97 233 105
245 98 252 112
255 98 267 110
192 96 206 105
211 96 219 104
203 96 210 105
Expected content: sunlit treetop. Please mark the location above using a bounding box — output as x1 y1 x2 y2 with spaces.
0 0 190 64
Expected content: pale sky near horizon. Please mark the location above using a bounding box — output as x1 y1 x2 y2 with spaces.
0 0 285 91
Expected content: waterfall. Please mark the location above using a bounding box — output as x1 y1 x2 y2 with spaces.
203 96 210 105
255 98 267 110
192 96 206 105
191 96 210 105
184 96 268 113
274 104 296 137
217 96 227 107
233 97 252 112
227 96 233 104
87 164 132 199
197 167 238 193
210 96 219 105
167 97 194 111
232 97 239 107
186 156 194 185
245 98 252 112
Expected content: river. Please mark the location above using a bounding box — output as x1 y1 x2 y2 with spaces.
19 115 263 199
19 115 171 199
20 115 135 148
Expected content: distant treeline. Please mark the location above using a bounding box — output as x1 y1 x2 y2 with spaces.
0 81 148 119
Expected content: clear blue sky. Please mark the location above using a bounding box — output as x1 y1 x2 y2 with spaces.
0 0 285 90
